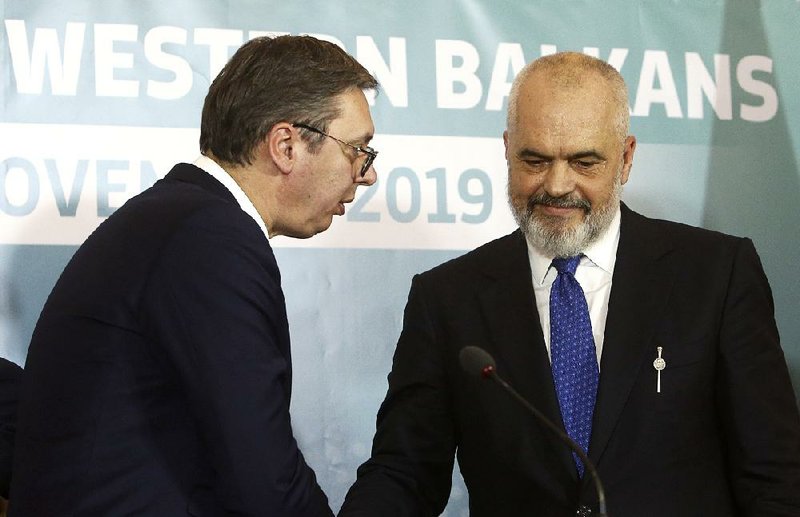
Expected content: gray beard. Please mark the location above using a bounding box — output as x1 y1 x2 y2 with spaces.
509 179 622 258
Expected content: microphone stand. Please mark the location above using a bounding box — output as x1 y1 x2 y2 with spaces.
481 363 609 517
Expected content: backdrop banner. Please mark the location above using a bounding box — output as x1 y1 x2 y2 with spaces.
2 1 799 513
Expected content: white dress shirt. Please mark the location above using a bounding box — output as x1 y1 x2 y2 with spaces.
193 155 270 241
525 207 621 369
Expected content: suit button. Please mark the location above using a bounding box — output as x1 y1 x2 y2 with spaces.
576 505 592 516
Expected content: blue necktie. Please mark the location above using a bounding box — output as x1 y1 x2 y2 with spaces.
550 255 598 478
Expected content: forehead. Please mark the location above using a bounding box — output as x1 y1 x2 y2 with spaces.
512 73 619 147
328 88 374 137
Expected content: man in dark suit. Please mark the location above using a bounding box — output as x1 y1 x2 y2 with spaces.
339 52 800 516
10 35 378 516
0 358 22 502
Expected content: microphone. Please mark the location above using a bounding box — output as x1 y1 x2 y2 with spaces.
459 345 608 517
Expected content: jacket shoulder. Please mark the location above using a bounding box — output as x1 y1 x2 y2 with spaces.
417 230 525 283
623 204 749 255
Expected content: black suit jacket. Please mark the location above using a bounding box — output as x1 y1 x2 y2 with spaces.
10 164 332 516
340 204 800 516
0 358 22 498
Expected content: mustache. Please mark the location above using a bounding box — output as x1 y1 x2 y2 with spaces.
527 193 591 212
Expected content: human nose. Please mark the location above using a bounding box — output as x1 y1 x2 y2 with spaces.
542 161 575 197
356 163 377 186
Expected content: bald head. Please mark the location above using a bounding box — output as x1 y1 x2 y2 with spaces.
507 52 630 141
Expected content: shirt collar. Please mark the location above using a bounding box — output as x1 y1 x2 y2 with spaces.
527 205 621 285
193 155 270 241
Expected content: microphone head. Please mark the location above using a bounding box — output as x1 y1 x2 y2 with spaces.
459 346 496 379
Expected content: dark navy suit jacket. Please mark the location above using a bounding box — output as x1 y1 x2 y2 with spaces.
340 204 800 516
0 357 22 498
10 163 332 516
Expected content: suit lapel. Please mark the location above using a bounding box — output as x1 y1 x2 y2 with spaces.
478 231 578 480
586 205 676 472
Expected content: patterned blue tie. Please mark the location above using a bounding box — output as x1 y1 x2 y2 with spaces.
550 255 598 478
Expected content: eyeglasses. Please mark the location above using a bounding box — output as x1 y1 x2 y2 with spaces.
292 123 377 178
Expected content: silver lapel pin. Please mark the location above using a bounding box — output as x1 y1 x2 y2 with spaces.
653 346 666 393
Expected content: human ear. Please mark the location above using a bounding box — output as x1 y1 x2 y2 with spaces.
266 122 296 175
619 135 637 185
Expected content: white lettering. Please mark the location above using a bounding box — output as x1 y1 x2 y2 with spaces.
606 48 629 73
737 55 778 122
193 28 244 81
356 36 408 108
144 26 192 100
633 50 683 118
540 44 558 56
485 43 525 111
581 47 629 73
436 39 482 109
5 19 84 95
686 53 732 120
94 24 140 97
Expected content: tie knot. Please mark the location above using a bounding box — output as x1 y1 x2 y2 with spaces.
552 255 581 275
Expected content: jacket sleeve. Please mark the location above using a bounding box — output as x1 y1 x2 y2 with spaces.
717 238 800 515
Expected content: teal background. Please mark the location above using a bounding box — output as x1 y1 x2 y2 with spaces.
2 1 799 514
